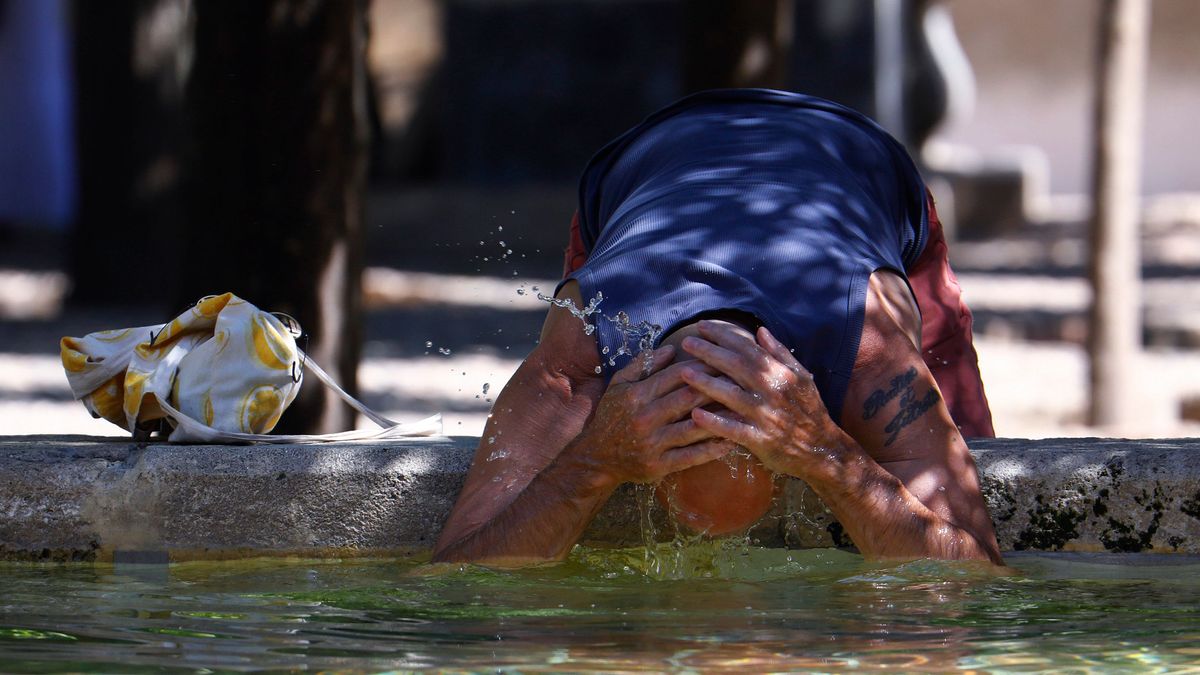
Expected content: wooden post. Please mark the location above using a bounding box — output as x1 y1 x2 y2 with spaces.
1087 0 1150 429
68 0 189 307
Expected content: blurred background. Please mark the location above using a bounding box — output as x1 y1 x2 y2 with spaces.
0 0 1197 439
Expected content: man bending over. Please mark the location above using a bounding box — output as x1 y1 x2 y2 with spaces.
433 89 1002 566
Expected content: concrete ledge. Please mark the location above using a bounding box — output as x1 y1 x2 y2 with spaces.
2 435 1199 561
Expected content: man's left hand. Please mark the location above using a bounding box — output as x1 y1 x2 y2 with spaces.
679 321 858 482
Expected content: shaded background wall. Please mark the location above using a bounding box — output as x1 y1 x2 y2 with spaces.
367 0 1199 193
938 0 1199 197
363 0 1200 270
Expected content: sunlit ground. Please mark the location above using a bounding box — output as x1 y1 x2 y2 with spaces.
2 268 1199 440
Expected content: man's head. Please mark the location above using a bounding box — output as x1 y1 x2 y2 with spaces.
654 318 777 536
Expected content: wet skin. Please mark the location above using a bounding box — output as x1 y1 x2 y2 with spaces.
433 271 1002 566
651 323 776 537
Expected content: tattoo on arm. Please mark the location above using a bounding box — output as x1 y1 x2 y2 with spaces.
862 367 917 420
862 367 941 446
883 387 940 446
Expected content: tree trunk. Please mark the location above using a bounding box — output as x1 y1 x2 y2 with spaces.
1087 0 1149 429
68 0 188 307
180 0 369 434
682 0 794 92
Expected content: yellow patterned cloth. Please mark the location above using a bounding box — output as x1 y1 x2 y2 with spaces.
61 293 441 443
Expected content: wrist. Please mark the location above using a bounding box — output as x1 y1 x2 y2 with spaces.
808 441 901 516
553 434 622 495
782 426 868 492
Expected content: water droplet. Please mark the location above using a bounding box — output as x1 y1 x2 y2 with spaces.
424 340 433 348
594 366 602 374
438 347 452 355
482 383 490 395
488 436 495 444
499 241 506 247
516 288 525 295
498 225 503 231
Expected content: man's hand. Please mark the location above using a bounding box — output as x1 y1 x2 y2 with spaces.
679 321 858 482
433 338 734 565
677 319 1002 564
574 344 735 487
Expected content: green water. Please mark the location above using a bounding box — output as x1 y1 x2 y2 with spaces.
1 547 1199 673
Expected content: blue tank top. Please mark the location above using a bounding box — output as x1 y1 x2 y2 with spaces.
564 89 928 420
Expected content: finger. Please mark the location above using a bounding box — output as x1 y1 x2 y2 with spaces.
638 358 720 400
690 407 760 449
757 326 808 373
658 439 737 475
652 416 718 449
612 345 674 384
696 319 766 356
679 335 764 391
679 368 758 419
642 382 713 426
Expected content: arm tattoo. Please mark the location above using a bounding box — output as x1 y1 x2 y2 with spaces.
862 366 941 446
862 367 917 420
883 387 940 446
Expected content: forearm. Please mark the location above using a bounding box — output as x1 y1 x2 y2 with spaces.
796 434 1002 564
432 437 616 565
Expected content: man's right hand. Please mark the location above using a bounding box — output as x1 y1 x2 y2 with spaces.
568 344 736 487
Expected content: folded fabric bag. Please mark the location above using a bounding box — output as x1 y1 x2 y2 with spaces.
60 292 441 442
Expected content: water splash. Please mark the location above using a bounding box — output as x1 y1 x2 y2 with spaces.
536 290 605 336
603 310 662 376
618 483 774 581
535 291 663 374
634 484 663 575
781 481 837 548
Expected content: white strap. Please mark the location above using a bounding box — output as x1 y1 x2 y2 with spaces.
155 349 443 443
298 349 400 429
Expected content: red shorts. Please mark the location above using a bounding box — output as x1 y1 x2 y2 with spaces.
561 196 995 437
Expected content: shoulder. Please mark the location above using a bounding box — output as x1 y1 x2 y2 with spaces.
534 280 605 394
856 270 922 372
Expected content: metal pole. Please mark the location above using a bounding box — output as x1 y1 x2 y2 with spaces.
873 0 907 143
